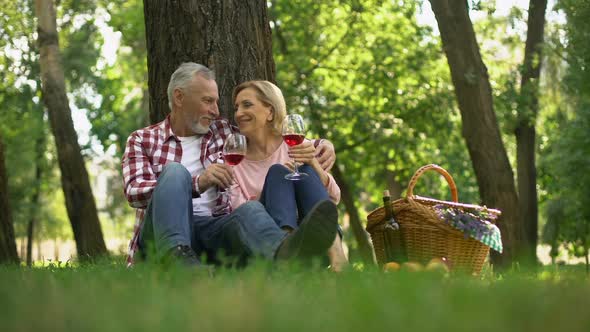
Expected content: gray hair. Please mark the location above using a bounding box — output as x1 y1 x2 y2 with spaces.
167 62 215 110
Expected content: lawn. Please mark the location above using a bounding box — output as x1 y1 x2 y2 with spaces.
1 261 589 332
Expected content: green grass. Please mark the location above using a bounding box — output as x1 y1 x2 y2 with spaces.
1 261 589 332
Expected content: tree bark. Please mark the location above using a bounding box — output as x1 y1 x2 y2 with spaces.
428 0 524 269
307 95 375 265
143 0 276 124
385 170 404 200
35 0 107 260
26 135 44 266
0 136 19 264
331 164 376 265
516 0 548 266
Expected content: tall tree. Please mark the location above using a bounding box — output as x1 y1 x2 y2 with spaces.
516 0 548 264
0 135 19 264
428 0 524 268
143 0 275 123
26 135 45 266
34 0 107 259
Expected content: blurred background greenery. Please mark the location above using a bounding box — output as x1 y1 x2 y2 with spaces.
0 0 588 267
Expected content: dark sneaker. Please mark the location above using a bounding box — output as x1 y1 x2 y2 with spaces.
275 200 338 261
165 245 215 276
167 245 202 266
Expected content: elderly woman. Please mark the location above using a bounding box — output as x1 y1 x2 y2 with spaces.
230 80 348 271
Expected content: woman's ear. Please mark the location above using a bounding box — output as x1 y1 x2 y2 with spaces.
267 108 274 122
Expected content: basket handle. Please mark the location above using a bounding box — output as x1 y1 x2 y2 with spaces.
406 164 458 202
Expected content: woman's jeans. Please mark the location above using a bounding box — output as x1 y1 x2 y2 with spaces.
259 164 331 230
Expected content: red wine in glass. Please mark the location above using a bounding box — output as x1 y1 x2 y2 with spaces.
224 153 245 166
281 114 308 180
283 134 305 147
223 133 247 166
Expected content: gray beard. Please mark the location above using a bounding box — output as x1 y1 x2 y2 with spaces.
192 119 209 135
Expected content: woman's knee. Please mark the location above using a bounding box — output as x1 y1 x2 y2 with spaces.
298 164 317 176
268 163 291 177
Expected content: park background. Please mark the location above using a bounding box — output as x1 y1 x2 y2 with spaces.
1 0 589 271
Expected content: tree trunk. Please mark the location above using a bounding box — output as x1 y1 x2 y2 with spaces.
54 238 59 261
26 136 44 266
143 0 276 123
428 0 524 269
516 0 548 266
0 136 19 264
331 164 376 265
35 0 107 260
385 170 403 200
306 95 375 265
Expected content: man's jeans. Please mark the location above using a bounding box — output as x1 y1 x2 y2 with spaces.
138 162 286 264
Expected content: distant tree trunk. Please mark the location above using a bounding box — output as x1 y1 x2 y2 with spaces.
0 136 19 264
143 0 276 123
385 170 403 200
26 218 34 266
428 0 524 269
516 0 548 266
306 96 375 264
20 237 26 260
331 164 376 264
35 0 107 260
26 136 44 266
54 238 59 261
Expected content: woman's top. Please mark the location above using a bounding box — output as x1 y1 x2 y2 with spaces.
230 141 341 209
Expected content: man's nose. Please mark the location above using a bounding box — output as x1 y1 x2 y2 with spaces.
210 103 219 117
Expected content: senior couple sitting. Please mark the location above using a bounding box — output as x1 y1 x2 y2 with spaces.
122 62 347 271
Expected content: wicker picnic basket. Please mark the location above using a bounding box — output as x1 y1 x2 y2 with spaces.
366 164 501 275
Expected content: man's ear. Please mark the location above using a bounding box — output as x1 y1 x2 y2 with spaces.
173 88 184 107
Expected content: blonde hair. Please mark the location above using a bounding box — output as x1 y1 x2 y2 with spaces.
233 80 287 134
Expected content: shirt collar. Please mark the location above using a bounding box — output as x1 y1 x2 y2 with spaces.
161 114 178 142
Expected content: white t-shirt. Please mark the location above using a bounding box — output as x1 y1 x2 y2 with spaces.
178 135 217 216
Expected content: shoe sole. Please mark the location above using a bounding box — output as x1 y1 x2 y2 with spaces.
281 200 338 260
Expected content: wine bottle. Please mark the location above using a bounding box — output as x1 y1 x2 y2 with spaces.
382 190 399 230
382 190 405 263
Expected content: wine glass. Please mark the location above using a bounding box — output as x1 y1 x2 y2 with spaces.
223 133 247 166
282 114 308 180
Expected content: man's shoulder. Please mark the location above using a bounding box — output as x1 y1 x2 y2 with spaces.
128 120 165 141
208 119 238 136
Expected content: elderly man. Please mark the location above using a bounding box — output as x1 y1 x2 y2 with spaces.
122 62 338 268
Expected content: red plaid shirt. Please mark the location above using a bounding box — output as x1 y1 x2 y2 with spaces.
122 115 237 266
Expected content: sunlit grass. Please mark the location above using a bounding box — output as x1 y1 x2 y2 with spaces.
0 260 589 332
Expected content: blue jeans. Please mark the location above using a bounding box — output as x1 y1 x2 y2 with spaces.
259 164 331 230
138 162 287 265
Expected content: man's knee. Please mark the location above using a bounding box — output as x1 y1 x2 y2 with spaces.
161 162 191 179
156 162 192 192
233 200 266 216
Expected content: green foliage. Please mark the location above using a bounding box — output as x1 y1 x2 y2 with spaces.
539 0 590 259
270 0 479 217
0 0 120 244
0 263 589 332
89 0 149 154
